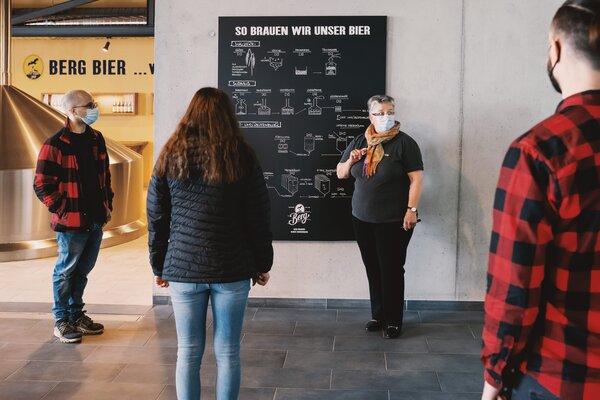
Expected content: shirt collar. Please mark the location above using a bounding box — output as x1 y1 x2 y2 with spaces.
60 118 94 143
556 89 600 113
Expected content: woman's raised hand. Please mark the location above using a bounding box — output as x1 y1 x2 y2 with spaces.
350 148 367 163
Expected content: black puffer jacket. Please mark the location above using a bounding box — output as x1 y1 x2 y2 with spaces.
147 163 273 283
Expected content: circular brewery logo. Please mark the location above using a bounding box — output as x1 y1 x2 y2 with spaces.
23 55 43 80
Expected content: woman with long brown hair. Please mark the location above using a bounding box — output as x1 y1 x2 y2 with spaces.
147 87 273 400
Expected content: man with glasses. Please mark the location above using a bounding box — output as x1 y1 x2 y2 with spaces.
34 89 113 343
481 1 600 399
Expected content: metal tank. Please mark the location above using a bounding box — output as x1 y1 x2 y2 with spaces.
0 0 146 262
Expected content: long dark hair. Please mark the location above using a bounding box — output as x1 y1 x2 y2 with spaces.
154 87 256 184
553 0 600 69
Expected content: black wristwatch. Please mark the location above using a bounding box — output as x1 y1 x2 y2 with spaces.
407 207 417 213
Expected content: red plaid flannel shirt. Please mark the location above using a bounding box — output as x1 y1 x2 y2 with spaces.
33 121 113 232
482 90 600 399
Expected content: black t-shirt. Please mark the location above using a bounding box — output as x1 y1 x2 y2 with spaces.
70 128 104 224
340 131 424 223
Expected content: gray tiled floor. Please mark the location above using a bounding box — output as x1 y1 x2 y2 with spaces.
0 303 484 399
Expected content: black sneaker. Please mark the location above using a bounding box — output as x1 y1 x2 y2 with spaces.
73 312 104 335
365 319 384 332
384 325 401 339
54 319 83 343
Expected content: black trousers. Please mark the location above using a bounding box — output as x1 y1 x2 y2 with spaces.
352 216 413 326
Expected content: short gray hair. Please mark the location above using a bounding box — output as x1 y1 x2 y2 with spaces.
367 95 395 112
61 90 92 112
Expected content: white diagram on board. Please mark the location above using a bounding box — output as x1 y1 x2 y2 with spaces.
254 89 272 115
281 174 299 195
235 98 247 115
291 90 357 116
280 89 295 115
263 170 349 199
336 136 348 153
304 136 315 154
301 170 343 198
246 49 256 75
261 49 285 71
308 95 324 116
230 41 260 78
324 51 341 76
293 48 311 76
257 97 271 115
232 90 250 115
314 174 330 195
274 133 323 156
281 97 294 115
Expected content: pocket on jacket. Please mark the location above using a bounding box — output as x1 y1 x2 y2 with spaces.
56 194 68 218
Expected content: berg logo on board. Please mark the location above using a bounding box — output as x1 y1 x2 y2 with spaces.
23 55 43 80
288 203 310 226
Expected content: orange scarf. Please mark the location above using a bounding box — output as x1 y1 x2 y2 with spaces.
363 122 400 177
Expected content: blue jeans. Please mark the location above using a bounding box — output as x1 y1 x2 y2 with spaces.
512 374 560 400
52 223 103 321
170 279 251 400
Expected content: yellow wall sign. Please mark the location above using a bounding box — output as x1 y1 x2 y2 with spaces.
23 54 43 80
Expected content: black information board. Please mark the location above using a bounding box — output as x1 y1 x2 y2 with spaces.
218 16 386 240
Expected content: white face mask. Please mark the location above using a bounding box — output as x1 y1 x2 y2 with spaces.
373 115 395 133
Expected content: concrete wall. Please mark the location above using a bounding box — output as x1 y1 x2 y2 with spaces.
458 0 562 300
154 0 563 301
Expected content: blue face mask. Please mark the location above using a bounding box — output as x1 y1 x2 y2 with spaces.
81 107 99 125
373 115 395 133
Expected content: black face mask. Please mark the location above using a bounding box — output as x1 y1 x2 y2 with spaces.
547 57 562 94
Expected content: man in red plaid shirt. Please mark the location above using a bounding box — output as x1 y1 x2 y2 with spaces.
34 90 113 344
481 1 600 399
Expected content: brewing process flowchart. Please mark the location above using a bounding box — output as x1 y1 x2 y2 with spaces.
219 16 386 240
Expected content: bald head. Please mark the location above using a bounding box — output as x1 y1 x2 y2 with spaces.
62 90 93 113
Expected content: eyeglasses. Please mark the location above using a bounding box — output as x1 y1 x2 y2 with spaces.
371 111 395 117
73 101 98 110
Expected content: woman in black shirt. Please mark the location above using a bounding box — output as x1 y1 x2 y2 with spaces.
337 94 424 339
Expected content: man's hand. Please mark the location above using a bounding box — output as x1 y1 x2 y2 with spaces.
481 381 506 400
154 276 169 288
252 272 270 286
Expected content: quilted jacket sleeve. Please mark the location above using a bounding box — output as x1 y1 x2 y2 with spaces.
243 163 273 273
147 175 172 277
